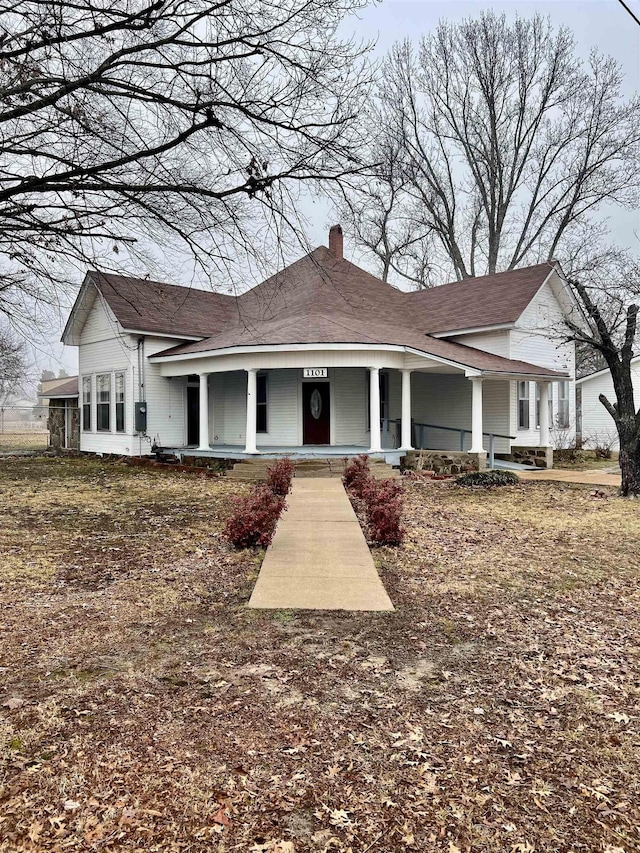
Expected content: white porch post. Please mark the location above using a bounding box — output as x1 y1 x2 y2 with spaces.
369 367 382 452
244 368 258 454
539 382 550 447
197 373 210 451
400 368 413 451
469 377 485 453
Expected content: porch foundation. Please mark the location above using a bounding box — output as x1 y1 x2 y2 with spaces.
403 449 487 475
502 446 554 469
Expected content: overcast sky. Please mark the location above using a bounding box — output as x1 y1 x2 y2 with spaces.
45 0 640 380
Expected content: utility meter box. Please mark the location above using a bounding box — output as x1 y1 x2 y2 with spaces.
135 402 147 433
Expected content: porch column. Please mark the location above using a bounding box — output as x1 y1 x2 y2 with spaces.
197 373 210 451
400 369 413 451
469 377 485 453
244 368 258 454
369 367 382 452
539 381 550 447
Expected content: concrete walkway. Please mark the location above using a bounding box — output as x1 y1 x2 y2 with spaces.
518 467 621 488
247 479 394 611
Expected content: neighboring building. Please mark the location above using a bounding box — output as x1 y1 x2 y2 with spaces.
576 356 640 451
61 226 577 467
39 377 80 450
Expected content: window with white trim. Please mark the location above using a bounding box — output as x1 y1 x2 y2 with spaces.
96 374 111 431
557 380 570 428
82 377 91 431
115 372 125 432
256 373 267 433
518 381 530 430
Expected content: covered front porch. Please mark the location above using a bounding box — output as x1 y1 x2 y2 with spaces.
149 345 556 469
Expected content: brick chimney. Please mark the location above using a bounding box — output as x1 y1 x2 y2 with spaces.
328 224 343 259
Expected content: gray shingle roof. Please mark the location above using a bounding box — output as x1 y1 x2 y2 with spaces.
83 248 566 378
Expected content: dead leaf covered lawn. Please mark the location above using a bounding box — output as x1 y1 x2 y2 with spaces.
0 459 639 852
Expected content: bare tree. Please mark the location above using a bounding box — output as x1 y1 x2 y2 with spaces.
0 0 372 327
563 253 640 497
0 327 29 406
338 12 639 286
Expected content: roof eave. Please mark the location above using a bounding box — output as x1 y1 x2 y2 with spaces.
432 322 515 338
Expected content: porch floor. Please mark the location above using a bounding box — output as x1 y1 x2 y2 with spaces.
163 444 404 466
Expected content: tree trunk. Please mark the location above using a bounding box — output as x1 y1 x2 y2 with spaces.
618 433 640 498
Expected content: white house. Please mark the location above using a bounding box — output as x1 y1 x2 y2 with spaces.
61 226 577 468
577 356 640 450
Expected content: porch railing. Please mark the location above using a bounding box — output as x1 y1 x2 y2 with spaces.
381 418 515 469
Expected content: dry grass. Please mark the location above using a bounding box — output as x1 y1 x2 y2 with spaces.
1 458 639 852
0 432 48 452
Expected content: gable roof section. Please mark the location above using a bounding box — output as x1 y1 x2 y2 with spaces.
89 272 235 338
405 263 555 335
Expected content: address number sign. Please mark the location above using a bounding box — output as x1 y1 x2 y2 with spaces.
303 368 327 378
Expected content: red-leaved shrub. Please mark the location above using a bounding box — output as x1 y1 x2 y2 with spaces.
362 478 405 546
342 455 371 498
223 485 286 549
266 457 295 496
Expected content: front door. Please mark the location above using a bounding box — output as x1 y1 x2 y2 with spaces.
303 382 330 444
187 386 199 445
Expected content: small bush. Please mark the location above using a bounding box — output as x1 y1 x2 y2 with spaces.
362 478 405 545
343 455 371 498
456 469 520 488
266 457 295 495
224 485 286 549
585 429 618 460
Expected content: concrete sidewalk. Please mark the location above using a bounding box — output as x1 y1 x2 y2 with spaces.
247 479 394 611
518 467 621 487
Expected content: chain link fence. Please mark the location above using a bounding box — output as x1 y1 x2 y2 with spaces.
0 405 49 452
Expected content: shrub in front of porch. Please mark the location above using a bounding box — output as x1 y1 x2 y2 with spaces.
223 485 286 549
456 470 519 488
266 458 295 496
342 455 371 498
363 478 405 546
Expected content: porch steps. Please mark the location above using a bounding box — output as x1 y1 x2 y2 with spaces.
227 457 399 482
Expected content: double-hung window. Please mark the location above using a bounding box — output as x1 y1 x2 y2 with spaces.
518 381 530 430
557 381 570 428
96 374 111 431
256 373 267 433
115 372 125 432
82 377 91 431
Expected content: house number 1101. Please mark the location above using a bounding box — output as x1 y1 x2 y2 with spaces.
303 368 327 378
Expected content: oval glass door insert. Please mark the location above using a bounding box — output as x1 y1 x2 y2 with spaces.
310 388 322 420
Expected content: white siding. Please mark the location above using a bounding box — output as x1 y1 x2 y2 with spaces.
579 361 640 451
219 370 247 446
78 298 136 455
449 330 510 358
78 293 190 454
409 374 510 452
509 276 576 448
138 338 188 447
334 368 368 446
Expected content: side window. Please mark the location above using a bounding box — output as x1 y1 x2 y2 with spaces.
82 376 91 431
96 374 111 431
557 381 570 428
115 372 125 433
518 381 530 430
256 373 267 433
